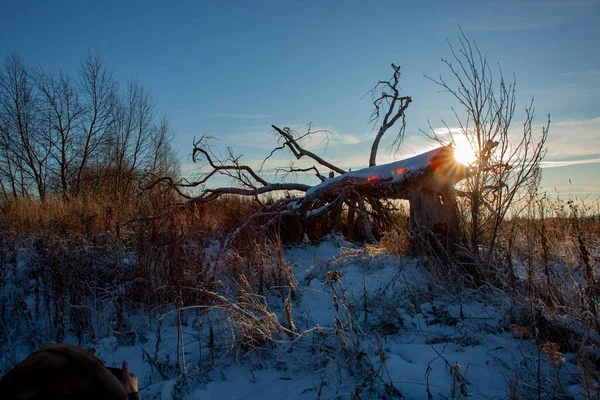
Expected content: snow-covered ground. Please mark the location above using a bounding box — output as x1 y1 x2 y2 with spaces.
77 236 587 399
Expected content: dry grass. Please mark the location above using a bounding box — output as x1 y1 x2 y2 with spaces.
371 196 600 397
0 195 133 235
1 191 598 396
409 196 599 397
0 192 298 366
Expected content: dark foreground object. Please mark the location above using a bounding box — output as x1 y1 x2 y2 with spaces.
0 344 129 400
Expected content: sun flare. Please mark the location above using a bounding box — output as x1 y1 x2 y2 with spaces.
453 135 477 166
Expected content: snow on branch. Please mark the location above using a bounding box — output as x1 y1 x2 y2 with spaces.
299 146 467 212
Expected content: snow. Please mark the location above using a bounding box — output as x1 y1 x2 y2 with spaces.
339 148 441 182
1 235 590 399
151 239 583 397
303 147 444 200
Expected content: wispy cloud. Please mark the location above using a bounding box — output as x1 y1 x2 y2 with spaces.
544 117 600 160
218 124 366 154
464 16 565 32
264 123 370 152
540 158 600 168
542 0 600 7
560 69 600 77
210 113 272 119
449 5 565 31
447 0 598 32
430 127 465 140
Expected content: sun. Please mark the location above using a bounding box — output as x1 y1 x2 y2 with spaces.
453 135 477 166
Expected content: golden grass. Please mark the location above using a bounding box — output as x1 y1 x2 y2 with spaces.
0 195 134 235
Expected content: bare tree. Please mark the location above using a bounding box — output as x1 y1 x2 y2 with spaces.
74 53 117 197
148 115 179 178
34 68 83 199
426 29 549 261
0 52 178 202
0 54 51 200
0 110 20 198
139 115 181 208
367 63 412 167
107 80 154 199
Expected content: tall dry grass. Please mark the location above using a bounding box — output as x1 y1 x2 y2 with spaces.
392 195 600 398
1 189 598 396
0 192 297 377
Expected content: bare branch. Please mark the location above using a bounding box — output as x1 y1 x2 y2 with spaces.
274 164 327 182
271 125 346 175
367 63 412 167
193 137 268 187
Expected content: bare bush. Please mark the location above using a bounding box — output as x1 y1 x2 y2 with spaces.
426 29 549 266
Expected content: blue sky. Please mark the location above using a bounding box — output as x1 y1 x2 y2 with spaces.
2 0 599 197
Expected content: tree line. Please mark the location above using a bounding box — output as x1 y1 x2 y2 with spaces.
0 52 179 201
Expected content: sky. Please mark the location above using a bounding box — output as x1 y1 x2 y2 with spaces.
1 0 599 198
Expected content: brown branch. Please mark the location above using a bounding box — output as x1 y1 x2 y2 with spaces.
193 144 268 187
119 182 311 229
367 63 412 167
140 174 195 199
271 125 346 175
274 165 326 182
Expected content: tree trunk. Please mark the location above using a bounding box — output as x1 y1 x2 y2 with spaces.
408 187 461 256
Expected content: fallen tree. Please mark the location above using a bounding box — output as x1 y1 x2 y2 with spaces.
141 132 467 250
137 64 469 251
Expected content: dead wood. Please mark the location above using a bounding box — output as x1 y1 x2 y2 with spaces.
133 64 468 253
